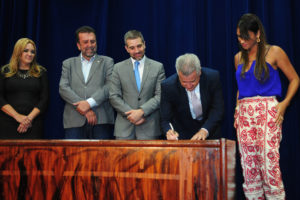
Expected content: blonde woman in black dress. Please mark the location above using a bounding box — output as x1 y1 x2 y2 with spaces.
0 38 48 139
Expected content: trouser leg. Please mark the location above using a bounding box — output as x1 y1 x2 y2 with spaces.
236 97 285 200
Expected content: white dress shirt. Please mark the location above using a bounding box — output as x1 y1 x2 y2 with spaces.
130 56 146 81
185 84 209 135
80 54 97 108
186 84 202 120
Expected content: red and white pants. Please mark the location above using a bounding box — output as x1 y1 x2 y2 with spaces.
235 96 285 200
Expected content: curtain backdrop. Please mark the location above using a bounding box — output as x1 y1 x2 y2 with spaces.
1 0 299 198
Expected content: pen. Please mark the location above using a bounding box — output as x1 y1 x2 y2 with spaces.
169 123 174 130
169 123 178 140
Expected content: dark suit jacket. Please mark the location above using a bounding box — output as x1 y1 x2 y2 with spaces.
160 67 224 139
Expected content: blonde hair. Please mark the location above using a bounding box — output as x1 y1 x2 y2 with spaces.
2 38 44 78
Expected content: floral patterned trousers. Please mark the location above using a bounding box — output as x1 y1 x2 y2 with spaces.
235 96 285 200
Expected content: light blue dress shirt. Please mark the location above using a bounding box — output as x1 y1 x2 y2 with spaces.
80 54 97 108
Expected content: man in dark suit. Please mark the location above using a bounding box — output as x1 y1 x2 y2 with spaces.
59 26 114 139
160 53 224 140
109 30 165 140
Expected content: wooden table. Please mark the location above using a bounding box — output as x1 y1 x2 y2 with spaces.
0 139 235 200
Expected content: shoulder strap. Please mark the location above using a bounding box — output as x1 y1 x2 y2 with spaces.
265 45 272 57
237 52 242 65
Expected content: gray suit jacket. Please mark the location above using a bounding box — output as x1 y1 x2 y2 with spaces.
109 57 165 137
59 54 114 128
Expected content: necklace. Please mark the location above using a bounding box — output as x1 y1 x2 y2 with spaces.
16 70 31 79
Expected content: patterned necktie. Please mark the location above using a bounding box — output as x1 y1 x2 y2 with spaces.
191 90 202 119
134 61 141 91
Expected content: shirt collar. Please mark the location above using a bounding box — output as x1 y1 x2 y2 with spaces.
130 55 146 66
80 53 96 62
185 83 200 93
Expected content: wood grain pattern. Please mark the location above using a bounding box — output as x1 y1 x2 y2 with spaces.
0 139 235 200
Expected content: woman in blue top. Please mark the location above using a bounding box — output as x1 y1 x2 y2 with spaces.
234 13 299 199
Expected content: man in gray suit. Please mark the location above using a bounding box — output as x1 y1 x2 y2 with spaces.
59 26 114 139
109 30 165 140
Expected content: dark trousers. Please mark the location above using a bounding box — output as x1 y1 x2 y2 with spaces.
65 123 114 139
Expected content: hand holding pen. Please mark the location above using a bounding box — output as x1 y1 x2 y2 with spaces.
166 123 179 140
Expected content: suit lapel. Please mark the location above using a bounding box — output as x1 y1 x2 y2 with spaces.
176 77 193 117
75 56 85 84
126 59 139 92
140 58 150 93
199 71 207 113
86 55 100 84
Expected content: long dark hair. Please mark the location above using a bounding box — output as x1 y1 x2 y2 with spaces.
237 13 269 82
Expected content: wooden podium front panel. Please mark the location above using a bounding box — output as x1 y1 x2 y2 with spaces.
0 139 235 200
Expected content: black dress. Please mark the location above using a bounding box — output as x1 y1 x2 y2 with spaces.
0 66 49 139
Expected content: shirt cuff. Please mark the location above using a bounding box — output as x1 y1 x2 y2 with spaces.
200 128 209 137
86 98 98 108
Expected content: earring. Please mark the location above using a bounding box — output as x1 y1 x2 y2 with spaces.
256 37 260 43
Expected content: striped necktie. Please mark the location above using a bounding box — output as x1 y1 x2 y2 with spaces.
191 90 202 119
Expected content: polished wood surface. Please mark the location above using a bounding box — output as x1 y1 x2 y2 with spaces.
0 139 235 200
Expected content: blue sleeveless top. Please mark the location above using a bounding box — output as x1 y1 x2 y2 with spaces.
236 61 281 99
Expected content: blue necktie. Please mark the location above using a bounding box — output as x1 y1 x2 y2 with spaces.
134 61 141 91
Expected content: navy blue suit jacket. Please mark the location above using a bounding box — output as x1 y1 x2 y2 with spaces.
160 67 224 139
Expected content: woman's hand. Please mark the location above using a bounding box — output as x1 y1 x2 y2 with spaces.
17 123 31 133
15 114 31 125
275 101 289 126
234 106 239 129
15 114 32 133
